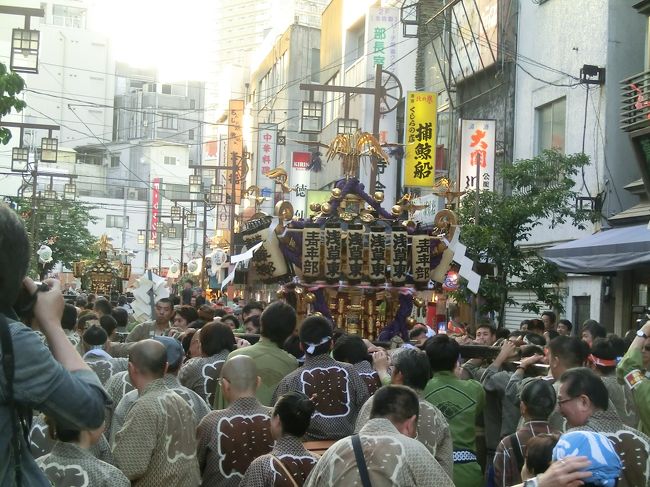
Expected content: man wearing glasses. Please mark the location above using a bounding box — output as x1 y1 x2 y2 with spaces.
618 320 650 436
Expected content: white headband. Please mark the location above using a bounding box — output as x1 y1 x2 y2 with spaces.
305 336 331 354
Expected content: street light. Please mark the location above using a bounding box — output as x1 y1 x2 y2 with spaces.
42 188 57 207
63 183 76 200
186 212 197 228
167 225 177 238
10 28 40 74
138 230 145 245
189 174 202 194
40 137 58 163
11 147 29 172
170 204 181 222
337 118 359 135
300 101 323 133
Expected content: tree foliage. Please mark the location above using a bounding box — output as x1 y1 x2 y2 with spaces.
455 150 593 326
0 63 27 145
16 198 99 278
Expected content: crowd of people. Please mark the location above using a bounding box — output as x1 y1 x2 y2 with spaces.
2 204 650 486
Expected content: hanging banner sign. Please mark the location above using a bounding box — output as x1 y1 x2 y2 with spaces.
216 204 231 230
391 225 408 286
369 226 387 285
404 91 437 187
151 177 161 242
412 234 431 288
458 119 496 192
227 99 245 203
324 223 342 283
257 123 277 212
345 224 364 284
302 223 322 282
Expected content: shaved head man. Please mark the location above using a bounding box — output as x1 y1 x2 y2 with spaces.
220 355 260 399
197 355 274 485
113 339 200 485
127 339 167 391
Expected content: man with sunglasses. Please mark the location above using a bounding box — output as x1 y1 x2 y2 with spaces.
618 319 650 435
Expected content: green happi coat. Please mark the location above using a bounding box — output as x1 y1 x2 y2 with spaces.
423 370 485 487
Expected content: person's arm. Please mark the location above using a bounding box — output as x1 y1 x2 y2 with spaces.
196 413 217 473
433 415 454 480
112 401 158 480
27 278 89 372
533 456 591 487
13 280 108 430
460 358 483 380
617 320 650 433
372 349 391 385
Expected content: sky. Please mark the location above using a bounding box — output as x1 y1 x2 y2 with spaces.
89 0 217 81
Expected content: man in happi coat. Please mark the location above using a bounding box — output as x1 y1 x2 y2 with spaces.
273 315 369 440
355 347 454 479
112 340 200 486
305 385 454 487
179 321 235 404
333 334 383 396
197 355 274 486
423 334 485 487
110 336 210 445
559 367 650 487
81 325 128 385
36 418 129 487
125 298 174 342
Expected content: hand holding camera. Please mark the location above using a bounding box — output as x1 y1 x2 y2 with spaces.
22 278 64 332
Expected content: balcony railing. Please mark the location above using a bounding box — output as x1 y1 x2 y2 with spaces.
621 69 650 132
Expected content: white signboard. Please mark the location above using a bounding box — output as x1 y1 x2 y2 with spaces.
257 123 277 212
216 204 232 230
458 119 496 192
411 194 440 225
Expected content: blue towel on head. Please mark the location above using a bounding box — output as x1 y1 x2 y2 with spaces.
552 431 622 487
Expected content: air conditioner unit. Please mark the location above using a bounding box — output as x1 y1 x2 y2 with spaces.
127 188 139 200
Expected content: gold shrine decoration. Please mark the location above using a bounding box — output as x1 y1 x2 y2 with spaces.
390 224 408 286
302 223 321 282
368 226 387 285
324 222 342 283
325 131 389 178
345 224 364 284
412 234 431 288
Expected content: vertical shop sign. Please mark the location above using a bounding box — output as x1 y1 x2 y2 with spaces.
458 119 496 192
404 91 437 187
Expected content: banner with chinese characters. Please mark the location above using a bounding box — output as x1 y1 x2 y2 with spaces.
324 223 342 283
404 91 437 187
302 223 321 282
345 224 364 284
216 204 231 230
411 234 431 289
290 152 310 219
458 119 496 192
227 99 245 204
390 225 408 286
257 123 277 212
151 178 161 243
368 226 387 284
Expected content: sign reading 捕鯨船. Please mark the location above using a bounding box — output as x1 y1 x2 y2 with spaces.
404 92 437 187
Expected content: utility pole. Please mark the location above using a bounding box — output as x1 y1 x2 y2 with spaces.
299 64 402 192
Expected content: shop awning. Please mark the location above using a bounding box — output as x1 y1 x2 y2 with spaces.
543 224 650 273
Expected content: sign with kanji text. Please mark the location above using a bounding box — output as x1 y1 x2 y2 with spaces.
216 204 232 230
458 119 496 192
405 92 437 187
227 99 245 203
257 123 277 213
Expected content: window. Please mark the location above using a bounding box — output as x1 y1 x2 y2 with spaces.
189 129 194 140
536 97 566 154
190 99 196 109
52 5 86 28
164 156 176 165
159 112 178 130
106 215 129 228
572 296 591 330
161 84 172 95
110 156 120 168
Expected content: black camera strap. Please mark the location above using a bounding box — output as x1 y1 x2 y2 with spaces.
0 313 24 486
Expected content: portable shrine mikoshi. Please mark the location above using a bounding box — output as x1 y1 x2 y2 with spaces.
236 131 477 340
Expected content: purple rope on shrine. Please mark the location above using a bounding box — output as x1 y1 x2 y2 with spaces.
378 292 413 341
278 222 304 269
430 237 443 270
312 288 333 321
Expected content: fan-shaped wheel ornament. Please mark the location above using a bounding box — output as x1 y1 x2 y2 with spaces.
379 69 403 115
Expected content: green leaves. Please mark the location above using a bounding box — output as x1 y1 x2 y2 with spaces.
456 150 593 325
0 62 27 146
